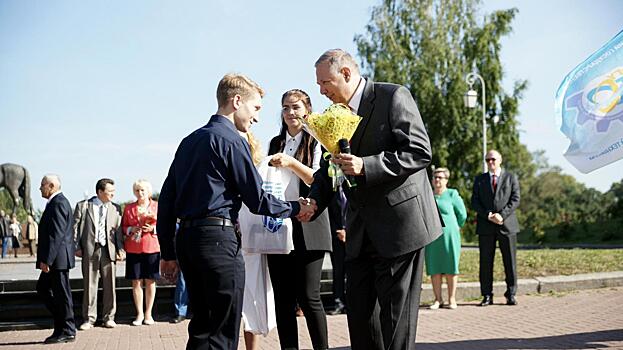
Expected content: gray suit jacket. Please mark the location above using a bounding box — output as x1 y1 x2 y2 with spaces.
310 79 443 260
73 197 123 261
471 170 521 235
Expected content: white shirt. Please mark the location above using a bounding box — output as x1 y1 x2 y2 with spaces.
47 191 62 203
348 78 366 114
92 197 108 246
489 168 502 190
283 130 322 201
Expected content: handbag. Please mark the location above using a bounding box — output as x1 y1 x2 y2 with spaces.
239 157 296 254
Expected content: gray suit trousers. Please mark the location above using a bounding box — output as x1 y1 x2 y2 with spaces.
81 245 116 323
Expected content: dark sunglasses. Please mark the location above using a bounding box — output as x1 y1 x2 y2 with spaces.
485 158 497 162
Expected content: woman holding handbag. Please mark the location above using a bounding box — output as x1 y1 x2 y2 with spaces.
267 89 332 350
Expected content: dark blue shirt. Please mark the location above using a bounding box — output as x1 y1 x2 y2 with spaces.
157 115 301 260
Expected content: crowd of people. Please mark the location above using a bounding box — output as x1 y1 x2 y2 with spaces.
23 48 521 350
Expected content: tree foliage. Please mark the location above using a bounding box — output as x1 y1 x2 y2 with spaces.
354 0 621 244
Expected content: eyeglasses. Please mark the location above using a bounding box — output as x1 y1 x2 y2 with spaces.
485 158 497 162
433 176 447 180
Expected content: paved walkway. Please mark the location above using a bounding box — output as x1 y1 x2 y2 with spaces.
0 287 621 349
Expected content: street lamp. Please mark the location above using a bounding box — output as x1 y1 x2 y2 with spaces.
464 72 487 173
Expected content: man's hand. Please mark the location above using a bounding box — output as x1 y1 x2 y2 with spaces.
160 259 179 282
488 212 503 225
336 229 346 242
75 249 82 258
296 197 317 222
270 153 294 168
116 249 126 261
40 262 50 273
332 154 364 176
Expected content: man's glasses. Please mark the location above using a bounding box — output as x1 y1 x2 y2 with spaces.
485 158 497 162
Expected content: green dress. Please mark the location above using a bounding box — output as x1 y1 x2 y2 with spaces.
425 188 467 275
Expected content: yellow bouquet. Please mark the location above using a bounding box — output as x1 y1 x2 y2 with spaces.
299 103 362 189
301 104 361 156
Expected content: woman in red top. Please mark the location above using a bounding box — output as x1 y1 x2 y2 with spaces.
122 179 160 326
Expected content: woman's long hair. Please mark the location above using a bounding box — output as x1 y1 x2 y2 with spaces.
272 89 316 167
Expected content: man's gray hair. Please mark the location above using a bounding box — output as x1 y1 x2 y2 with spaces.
43 174 62 189
315 49 360 75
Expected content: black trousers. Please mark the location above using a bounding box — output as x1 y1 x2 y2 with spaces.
267 249 328 350
346 247 424 350
478 232 517 297
330 236 346 303
36 269 76 337
176 225 244 350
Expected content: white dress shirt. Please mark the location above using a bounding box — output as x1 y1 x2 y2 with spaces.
91 197 108 246
348 78 366 114
283 130 322 201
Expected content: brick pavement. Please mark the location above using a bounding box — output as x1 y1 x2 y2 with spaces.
0 287 621 349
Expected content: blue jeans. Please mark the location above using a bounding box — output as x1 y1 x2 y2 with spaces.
2 237 11 258
174 271 189 317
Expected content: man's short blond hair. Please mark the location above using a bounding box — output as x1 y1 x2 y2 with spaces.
216 73 265 107
315 49 360 75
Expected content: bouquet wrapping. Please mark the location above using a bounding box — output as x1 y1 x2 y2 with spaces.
299 103 361 189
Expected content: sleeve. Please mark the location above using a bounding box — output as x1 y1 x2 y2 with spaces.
229 138 300 218
452 189 467 227
311 141 322 172
499 174 520 219
157 161 178 261
72 202 84 251
308 156 333 216
121 204 133 237
46 203 71 266
114 204 124 252
362 86 433 187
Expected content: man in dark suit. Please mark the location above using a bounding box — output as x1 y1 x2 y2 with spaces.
305 49 443 350
36 174 76 344
471 149 521 306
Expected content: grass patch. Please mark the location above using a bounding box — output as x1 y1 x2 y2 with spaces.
423 248 623 283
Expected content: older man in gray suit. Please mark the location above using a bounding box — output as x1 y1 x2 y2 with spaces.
73 178 124 330
305 49 443 350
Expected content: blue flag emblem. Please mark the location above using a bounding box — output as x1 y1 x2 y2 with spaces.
556 30 623 173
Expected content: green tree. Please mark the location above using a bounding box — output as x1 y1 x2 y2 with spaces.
355 0 533 241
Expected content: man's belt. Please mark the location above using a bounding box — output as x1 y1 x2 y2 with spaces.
179 216 234 229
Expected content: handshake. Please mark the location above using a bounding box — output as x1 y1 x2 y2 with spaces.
296 197 317 222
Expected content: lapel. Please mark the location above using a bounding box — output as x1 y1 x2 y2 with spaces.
88 200 97 232
350 79 375 155
493 170 506 202
105 202 117 234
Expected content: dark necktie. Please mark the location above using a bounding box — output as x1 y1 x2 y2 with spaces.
492 174 498 193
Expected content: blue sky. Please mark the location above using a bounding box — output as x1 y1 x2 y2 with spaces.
1 0 622 210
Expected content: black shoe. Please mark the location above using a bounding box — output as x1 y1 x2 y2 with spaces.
44 334 75 344
506 295 518 305
329 300 346 315
479 295 493 306
170 315 186 324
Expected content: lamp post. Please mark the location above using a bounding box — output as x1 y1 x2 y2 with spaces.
464 72 487 173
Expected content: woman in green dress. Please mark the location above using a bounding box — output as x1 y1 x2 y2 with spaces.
425 167 467 309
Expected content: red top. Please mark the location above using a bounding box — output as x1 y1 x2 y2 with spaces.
122 200 160 254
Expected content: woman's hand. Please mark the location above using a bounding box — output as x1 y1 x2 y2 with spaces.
270 153 295 168
141 223 155 233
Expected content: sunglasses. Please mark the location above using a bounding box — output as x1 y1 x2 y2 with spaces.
485 158 498 162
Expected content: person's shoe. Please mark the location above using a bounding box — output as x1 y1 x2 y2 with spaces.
506 295 518 305
170 315 186 324
103 320 116 328
143 318 155 325
329 300 346 315
479 295 493 306
131 317 144 326
78 322 92 331
44 334 75 344
429 301 442 310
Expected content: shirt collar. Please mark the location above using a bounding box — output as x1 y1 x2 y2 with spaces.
348 78 366 114
286 130 303 144
47 191 62 203
91 197 104 206
489 168 502 177
210 114 238 133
